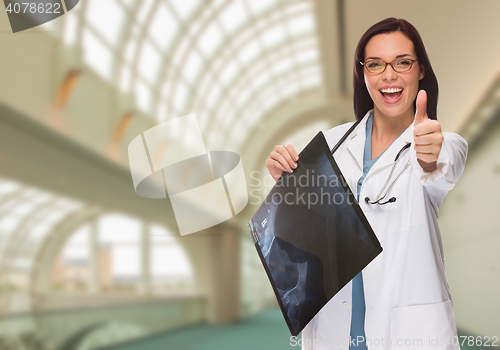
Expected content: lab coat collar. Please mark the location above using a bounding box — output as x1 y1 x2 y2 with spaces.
346 109 414 176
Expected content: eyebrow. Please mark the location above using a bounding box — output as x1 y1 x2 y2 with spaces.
365 54 413 60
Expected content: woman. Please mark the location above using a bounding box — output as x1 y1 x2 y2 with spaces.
266 18 467 350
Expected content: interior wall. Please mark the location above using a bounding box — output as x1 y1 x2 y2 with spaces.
438 115 500 336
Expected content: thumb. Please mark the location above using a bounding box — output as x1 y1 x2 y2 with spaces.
414 90 428 125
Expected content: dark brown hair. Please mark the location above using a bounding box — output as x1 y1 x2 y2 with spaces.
353 17 438 120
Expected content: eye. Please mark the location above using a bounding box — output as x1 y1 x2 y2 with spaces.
396 59 412 66
367 60 383 68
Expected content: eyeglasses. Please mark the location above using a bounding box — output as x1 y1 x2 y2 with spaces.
360 58 418 74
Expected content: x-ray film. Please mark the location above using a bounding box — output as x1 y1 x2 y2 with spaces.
248 131 382 337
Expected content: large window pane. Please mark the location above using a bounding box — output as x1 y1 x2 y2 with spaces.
86 0 124 46
82 29 113 81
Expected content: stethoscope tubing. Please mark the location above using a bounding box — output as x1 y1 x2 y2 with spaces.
330 115 411 206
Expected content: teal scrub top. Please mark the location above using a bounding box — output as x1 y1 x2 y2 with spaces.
349 111 404 349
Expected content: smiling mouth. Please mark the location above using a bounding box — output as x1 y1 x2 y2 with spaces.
379 88 404 102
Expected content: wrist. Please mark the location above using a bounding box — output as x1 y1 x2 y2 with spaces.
417 159 437 173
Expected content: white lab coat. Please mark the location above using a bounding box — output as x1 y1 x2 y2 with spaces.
301 109 468 350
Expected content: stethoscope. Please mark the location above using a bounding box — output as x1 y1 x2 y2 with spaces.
330 113 411 205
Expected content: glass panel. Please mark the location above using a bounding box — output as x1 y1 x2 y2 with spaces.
282 0 312 17
173 82 188 113
219 0 247 33
280 81 301 100
287 14 315 37
10 257 31 271
63 11 78 45
272 57 295 76
233 86 252 112
247 0 278 15
150 225 193 291
251 70 273 91
53 224 90 292
301 75 322 89
138 40 162 85
135 79 152 113
86 0 124 46
183 52 203 85
98 213 141 243
237 40 260 66
198 22 223 58
219 60 238 86
82 29 113 80
0 216 22 235
98 214 141 290
0 179 20 198
295 49 318 64
148 3 177 51
261 24 287 49
204 84 221 111
0 192 52 242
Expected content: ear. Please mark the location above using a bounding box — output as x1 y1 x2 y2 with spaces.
419 64 425 80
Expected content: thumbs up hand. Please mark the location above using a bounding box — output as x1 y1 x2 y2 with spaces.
413 90 443 173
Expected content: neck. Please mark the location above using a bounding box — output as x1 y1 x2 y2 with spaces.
371 107 414 143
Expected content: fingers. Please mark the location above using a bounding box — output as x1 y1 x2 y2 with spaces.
413 119 441 137
265 157 287 172
414 90 428 126
270 150 294 173
265 158 285 181
274 144 298 171
265 144 299 181
283 143 299 162
413 144 442 155
413 131 444 146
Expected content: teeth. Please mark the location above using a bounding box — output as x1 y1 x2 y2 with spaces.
380 88 403 93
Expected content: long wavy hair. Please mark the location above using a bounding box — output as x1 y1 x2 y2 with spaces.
353 18 439 120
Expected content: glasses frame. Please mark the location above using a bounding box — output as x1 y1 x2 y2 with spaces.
360 58 418 74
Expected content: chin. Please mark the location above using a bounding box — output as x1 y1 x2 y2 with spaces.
375 102 412 118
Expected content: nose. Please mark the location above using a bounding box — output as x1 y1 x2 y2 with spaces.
382 63 397 81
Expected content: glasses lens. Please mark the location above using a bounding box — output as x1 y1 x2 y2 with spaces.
365 60 385 74
393 59 413 72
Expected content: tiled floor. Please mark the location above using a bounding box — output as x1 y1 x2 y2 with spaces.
106 308 488 350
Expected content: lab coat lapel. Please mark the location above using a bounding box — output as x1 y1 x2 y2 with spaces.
345 111 370 171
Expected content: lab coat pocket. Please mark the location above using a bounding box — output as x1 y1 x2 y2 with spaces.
365 171 420 235
390 300 459 350
388 170 427 234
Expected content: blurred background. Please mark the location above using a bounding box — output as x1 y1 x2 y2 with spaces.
0 0 499 349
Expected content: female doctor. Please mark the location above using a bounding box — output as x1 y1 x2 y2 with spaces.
265 18 467 350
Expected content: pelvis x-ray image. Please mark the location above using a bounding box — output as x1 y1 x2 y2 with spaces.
248 131 383 336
